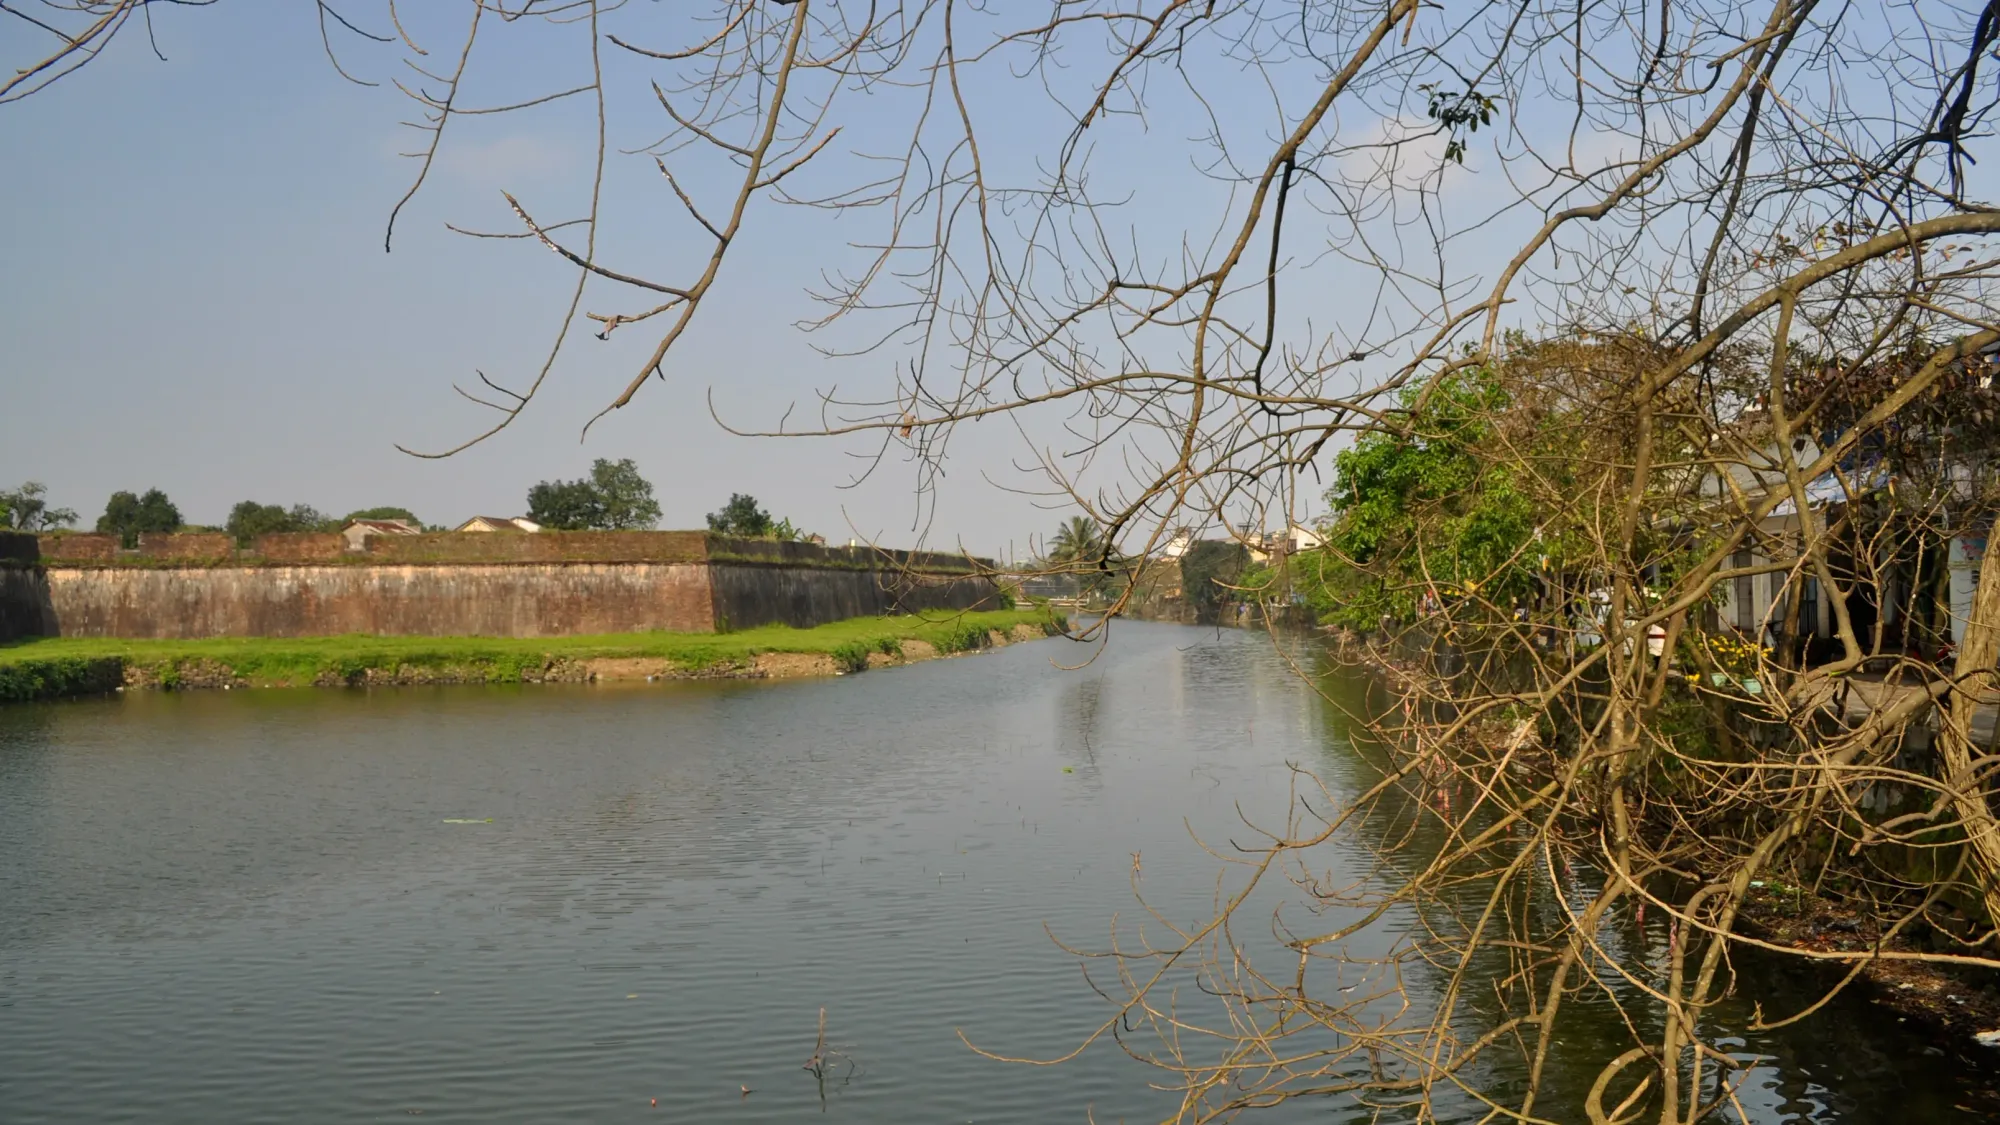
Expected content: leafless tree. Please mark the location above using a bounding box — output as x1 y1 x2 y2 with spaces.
13 1 2000 1119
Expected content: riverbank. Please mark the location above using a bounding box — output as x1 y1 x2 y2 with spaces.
0 607 1065 703
1328 630 2000 1094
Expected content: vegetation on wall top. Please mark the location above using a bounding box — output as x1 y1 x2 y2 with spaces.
97 489 183 548
527 458 662 531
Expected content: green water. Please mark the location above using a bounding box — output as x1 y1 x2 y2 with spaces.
0 622 1979 1122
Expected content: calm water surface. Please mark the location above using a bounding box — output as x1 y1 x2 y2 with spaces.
0 622 1981 1122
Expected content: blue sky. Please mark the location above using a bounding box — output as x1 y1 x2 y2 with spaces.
10 2 1958 558
0 3 1108 560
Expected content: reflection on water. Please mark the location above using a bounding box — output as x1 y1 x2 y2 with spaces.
0 622 1978 1122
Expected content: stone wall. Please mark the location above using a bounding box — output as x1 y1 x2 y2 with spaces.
42 563 716 639
709 564 997 631
5 531 1000 639
0 565 56 643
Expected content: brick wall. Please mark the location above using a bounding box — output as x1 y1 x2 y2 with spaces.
252 533 349 563
37 534 118 562
363 530 710 565
136 533 236 561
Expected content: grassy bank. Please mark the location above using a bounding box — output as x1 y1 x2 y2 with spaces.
0 607 1063 703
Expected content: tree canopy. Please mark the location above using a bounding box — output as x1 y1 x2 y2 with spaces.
96 489 183 548
0 481 78 532
1306 367 1539 628
225 502 331 546
344 507 420 526
705 493 774 538
527 459 661 531
1178 540 1249 619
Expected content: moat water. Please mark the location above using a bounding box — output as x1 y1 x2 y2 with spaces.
0 622 1983 1122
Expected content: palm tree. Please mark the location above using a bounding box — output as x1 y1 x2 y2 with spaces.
1046 516 1103 568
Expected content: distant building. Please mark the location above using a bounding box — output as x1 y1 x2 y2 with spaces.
1247 524 1323 562
340 518 422 551
455 516 543 533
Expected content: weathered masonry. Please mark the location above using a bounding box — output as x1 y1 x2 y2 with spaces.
0 531 1000 641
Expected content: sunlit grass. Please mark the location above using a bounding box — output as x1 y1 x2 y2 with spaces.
0 607 1062 699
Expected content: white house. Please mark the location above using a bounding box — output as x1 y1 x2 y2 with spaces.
454 516 543 533
340 518 422 551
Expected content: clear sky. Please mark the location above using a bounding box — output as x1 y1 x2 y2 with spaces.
13 3 1933 558
0 3 1153 562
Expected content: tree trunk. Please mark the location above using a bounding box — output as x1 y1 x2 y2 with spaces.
1945 537 2000 925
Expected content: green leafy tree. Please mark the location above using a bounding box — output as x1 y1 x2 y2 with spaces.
587 458 661 530
226 501 331 546
344 506 420 525
1179 540 1250 619
96 488 184 547
1311 367 1539 629
706 493 775 537
0 481 78 532
527 459 661 531
526 479 603 530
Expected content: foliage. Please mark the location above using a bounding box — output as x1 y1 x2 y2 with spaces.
0 656 123 703
1045 516 1103 566
345 506 420 526
96 489 183 548
528 459 662 531
706 492 774 537
702 494 815 541
586 458 661 530
1313 367 1546 629
1178 540 1249 616
524 479 601 531
225 501 331 546
1044 515 1128 596
0 481 78 532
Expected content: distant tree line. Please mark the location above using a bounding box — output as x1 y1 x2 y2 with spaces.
0 480 427 547
4 469 818 547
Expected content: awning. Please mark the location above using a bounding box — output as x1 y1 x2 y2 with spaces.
1769 468 1888 518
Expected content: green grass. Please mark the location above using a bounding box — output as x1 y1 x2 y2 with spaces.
0 608 1063 702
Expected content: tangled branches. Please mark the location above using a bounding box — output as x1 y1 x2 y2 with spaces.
14 0 2000 1119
